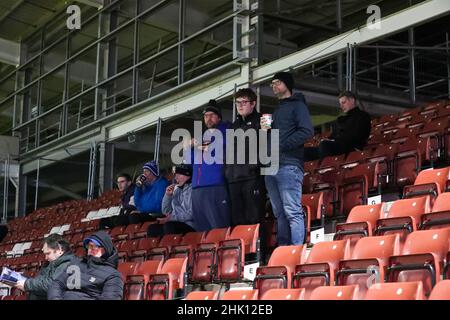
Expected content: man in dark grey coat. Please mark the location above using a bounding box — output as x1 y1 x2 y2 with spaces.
14 234 74 300
47 231 123 300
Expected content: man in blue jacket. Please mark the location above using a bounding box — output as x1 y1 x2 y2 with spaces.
261 72 314 245
189 100 231 232
130 160 169 224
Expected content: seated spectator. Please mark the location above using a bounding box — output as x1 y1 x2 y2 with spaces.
100 173 136 229
14 234 74 300
129 160 169 224
48 231 123 300
305 91 371 160
148 164 195 237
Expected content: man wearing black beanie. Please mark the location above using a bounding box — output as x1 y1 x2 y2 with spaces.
261 71 314 245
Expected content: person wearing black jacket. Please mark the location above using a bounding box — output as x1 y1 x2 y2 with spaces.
305 91 371 160
47 231 123 300
225 88 266 227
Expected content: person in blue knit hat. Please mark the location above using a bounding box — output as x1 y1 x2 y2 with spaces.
129 160 169 224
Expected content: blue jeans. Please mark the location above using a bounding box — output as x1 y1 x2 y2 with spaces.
265 165 305 245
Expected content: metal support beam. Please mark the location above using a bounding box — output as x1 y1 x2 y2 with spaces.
252 0 450 84
98 141 114 196
75 0 104 9
336 0 343 91
409 27 416 104
262 13 337 33
178 0 186 85
154 118 162 164
0 37 20 66
447 32 450 99
34 158 40 210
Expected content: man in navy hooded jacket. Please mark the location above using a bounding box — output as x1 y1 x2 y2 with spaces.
189 100 231 232
261 72 314 245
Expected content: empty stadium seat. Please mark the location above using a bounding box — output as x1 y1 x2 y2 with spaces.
220 289 258 300
292 240 351 298
309 285 359 300
184 291 219 300
387 228 449 296
428 279 450 300
364 281 424 300
403 167 449 201
128 237 160 262
169 232 205 267
260 288 305 300
147 234 183 262
420 191 450 230
253 245 306 299
124 260 163 300
146 258 188 300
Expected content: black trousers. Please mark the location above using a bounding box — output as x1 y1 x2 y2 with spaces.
0 225 8 242
99 215 130 229
228 178 266 226
304 140 344 161
147 221 196 237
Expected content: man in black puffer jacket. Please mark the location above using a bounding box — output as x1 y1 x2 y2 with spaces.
47 231 123 300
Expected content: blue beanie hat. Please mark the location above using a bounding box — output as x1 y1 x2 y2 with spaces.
143 160 159 177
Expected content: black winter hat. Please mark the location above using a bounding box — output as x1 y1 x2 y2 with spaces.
202 99 222 119
174 164 192 177
272 72 294 93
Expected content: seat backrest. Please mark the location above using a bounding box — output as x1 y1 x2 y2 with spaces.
268 245 306 267
159 258 188 286
137 237 160 250
383 196 431 220
344 150 372 165
220 289 258 300
368 144 398 161
260 288 305 300
134 260 163 276
180 232 205 246
306 240 351 268
158 234 183 247
428 279 450 300
413 167 449 193
401 229 449 261
432 191 450 212
227 224 259 253
317 155 345 172
364 281 424 300
351 234 401 262
302 193 324 220
118 262 139 280
185 291 219 300
346 203 384 225
309 285 359 300
202 228 230 245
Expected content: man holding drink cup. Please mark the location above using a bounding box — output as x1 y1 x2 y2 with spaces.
261 72 314 245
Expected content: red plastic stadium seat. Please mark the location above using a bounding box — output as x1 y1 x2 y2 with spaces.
403 167 449 202
428 279 450 300
118 262 139 282
184 291 219 300
387 228 449 297
254 245 306 299
147 234 183 262
309 285 359 300
146 258 188 300
169 232 205 267
292 240 351 299
336 234 401 299
421 192 450 230
220 289 258 300
124 260 163 300
260 288 305 300
128 237 160 262
364 281 424 300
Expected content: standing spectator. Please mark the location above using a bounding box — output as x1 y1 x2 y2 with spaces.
14 234 74 300
189 100 231 232
225 88 266 226
48 231 123 300
100 173 136 229
261 72 314 245
148 164 195 237
130 160 169 224
305 91 371 160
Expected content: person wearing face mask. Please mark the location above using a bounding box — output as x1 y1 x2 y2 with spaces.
13 234 74 300
47 231 123 300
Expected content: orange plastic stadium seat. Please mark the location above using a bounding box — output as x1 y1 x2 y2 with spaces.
253 245 306 299
169 232 205 267
128 237 160 262
147 234 183 262
364 281 425 300
336 234 401 299
146 258 188 300
420 191 450 230
220 289 258 300
260 288 305 300
309 285 359 300
184 291 219 300
190 228 230 284
387 228 449 297
124 260 163 300
215 224 260 283
403 167 449 201
302 192 324 229
292 240 351 299
428 279 450 300
118 262 139 282
117 239 140 263
375 196 431 244
334 203 384 242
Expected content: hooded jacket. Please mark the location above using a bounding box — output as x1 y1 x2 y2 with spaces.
191 121 230 188
271 92 314 169
47 231 123 300
225 108 262 183
24 252 75 300
161 181 194 229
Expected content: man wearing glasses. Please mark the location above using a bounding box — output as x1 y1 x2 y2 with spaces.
261 72 314 245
